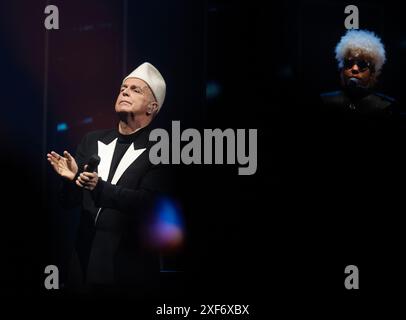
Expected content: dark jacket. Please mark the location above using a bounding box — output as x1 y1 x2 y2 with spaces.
59 126 170 289
314 88 404 216
320 89 395 117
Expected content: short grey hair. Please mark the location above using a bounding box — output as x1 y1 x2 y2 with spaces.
335 29 386 75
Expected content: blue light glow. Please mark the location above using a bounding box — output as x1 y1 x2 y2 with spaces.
56 122 68 132
149 197 184 251
206 81 221 99
82 117 93 124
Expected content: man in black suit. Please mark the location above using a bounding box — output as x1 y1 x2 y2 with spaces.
47 62 169 295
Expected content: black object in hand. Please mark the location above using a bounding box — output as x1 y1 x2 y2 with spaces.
85 154 100 172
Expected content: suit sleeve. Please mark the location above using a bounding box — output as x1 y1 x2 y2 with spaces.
57 134 89 208
91 164 172 214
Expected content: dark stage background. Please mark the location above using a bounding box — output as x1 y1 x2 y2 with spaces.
1 0 405 315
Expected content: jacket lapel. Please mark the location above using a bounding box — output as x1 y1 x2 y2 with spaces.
111 144 146 185
97 138 117 181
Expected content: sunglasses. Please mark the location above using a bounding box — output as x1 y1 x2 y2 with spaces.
343 58 372 72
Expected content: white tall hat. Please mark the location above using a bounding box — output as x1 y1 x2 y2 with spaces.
123 62 166 112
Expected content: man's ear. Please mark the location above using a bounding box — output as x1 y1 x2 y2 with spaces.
147 102 159 116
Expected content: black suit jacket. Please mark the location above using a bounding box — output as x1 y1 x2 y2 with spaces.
320 89 395 117
60 126 170 288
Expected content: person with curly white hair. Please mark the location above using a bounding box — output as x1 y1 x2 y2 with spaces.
321 29 396 116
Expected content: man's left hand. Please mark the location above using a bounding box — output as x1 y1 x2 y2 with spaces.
76 169 99 191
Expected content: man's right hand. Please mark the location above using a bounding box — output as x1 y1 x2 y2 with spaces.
47 151 78 181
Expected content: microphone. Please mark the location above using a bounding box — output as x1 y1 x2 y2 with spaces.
347 77 361 88
346 77 369 97
85 154 100 172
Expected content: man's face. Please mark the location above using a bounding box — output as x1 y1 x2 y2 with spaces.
115 78 157 116
340 54 376 89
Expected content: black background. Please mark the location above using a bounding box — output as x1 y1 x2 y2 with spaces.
1 0 405 316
